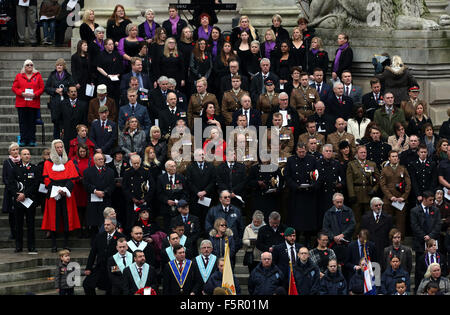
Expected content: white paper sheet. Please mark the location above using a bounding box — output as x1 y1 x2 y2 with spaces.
24 88 34 101
444 187 450 201
38 183 48 194
198 197 211 207
18 0 30 7
91 193 103 202
109 75 119 81
66 0 78 10
279 110 288 126
20 198 33 208
235 195 245 204
85 84 95 97
391 201 405 211
50 186 61 198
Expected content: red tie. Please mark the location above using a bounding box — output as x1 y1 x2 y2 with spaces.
178 261 183 272
339 97 342 105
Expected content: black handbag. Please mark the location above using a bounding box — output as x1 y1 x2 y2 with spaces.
243 250 254 266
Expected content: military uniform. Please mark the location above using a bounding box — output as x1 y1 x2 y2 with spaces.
122 166 155 230
167 132 194 160
408 158 438 201
327 131 356 155
317 158 345 229
298 132 325 152
366 140 392 170
264 127 294 169
290 86 320 121
346 159 380 232
187 92 220 130
221 89 248 126
257 92 280 126
284 154 319 232
8 162 40 251
380 164 411 236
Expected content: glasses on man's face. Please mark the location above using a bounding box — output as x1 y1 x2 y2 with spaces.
220 224 227 227
222 196 231 199
279 98 288 102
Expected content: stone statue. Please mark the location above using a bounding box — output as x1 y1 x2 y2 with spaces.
297 0 441 30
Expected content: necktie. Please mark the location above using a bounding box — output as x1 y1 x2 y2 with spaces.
360 244 364 258
138 267 142 278
169 175 173 185
337 210 343 230
204 257 209 268
376 214 380 223
71 100 76 108
345 86 349 96
431 254 435 263
290 246 296 264
178 261 183 272
107 234 112 244
317 84 321 94
171 109 175 115
122 256 127 266
101 121 105 130
183 216 187 223
339 97 342 104
131 105 135 115
199 162 203 170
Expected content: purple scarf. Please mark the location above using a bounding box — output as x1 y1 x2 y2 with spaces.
198 25 212 40
264 42 276 59
56 71 65 81
311 48 320 55
169 15 180 35
333 42 349 72
95 39 104 51
211 40 218 61
144 20 156 39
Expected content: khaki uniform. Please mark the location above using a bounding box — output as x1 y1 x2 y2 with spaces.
221 89 248 126
298 132 325 151
265 126 294 169
187 93 220 130
228 127 258 173
290 86 320 121
346 159 380 232
257 93 280 126
327 131 356 155
167 133 195 160
380 164 411 236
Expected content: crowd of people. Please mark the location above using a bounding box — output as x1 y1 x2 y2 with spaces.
5 3 450 295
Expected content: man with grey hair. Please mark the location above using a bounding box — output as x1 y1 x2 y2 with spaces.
148 75 171 123
256 211 288 254
83 217 125 295
157 159 188 232
316 143 345 232
250 58 280 104
248 251 284 295
194 239 217 291
325 81 353 121
309 100 335 138
219 59 250 96
322 192 355 264
167 77 188 112
361 197 393 262
205 190 244 250
122 154 155 233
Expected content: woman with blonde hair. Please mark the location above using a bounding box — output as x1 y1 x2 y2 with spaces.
118 23 144 71
416 263 450 295
143 145 164 184
209 218 236 264
260 28 277 61
271 14 289 43
242 210 266 273
230 15 259 47
12 60 44 147
307 36 329 80
79 9 98 43
138 9 160 45
289 27 306 71
149 125 168 165
119 116 147 158
154 37 185 88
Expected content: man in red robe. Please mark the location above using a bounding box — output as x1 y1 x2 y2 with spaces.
42 139 81 252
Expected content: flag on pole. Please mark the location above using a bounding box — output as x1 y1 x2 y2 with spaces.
288 261 298 295
362 240 376 295
222 237 236 295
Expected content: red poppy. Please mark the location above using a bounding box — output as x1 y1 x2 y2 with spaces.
176 180 179 183
426 164 430 167
345 218 349 222
430 212 434 215
204 55 208 60
113 236 117 240
319 53 324 57
324 252 328 256
305 34 311 38
123 163 127 167
187 221 191 225
280 233 284 236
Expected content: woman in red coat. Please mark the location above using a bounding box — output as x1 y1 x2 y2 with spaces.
72 143 92 238
68 124 96 160
42 140 81 252
11 59 45 147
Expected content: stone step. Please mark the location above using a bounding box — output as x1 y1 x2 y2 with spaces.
0 124 54 133
0 47 71 60
0 238 92 249
0 258 38 273
0 266 54 284
0 70 53 80
0 114 52 124
0 96 50 106
0 60 68 70
0 277 56 294
0 132 54 142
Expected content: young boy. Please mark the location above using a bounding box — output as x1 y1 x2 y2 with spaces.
55 249 75 295
394 279 408 295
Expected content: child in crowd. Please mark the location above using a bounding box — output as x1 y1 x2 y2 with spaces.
55 249 75 295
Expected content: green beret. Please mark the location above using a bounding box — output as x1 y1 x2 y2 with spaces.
284 227 295 236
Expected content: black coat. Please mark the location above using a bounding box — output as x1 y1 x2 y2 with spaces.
162 259 201 295
162 18 188 41
71 53 93 100
185 161 216 216
107 255 128 294
106 18 132 44
322 206 356 244
255 224 287 253
319 269 347 295
170 214 201 254
203 269 241 295
153 53 185 88
332 46 353 78
156 173 189 216
381 266 410 295
122 263 158 295
439 119 450 141
284 154 319 231
56 98 88 151
88 119 118 155
307 50 329 76
83 165 115 227
382 245 413 274
344 240 377 276
2 159 21 214
44 70 74 119
361 212 393 263
292 259 321 295
158 106 188 138
215 162 247 203
325 93 354 121
410 204 441 252
362 92 382 121
7 162 40 204
148 88 169 122
250 72 280 104
272 242 302 285
79 22 98 43
231 108 262 128
248 263 284 295
408 158 438 199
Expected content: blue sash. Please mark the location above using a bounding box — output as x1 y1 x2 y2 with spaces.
113 252 133 272
195 254 216 283
169 259 192 290
130 262 150 289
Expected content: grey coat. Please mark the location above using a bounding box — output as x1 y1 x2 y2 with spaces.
118 129 147 158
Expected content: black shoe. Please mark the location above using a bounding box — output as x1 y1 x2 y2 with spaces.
14 248 23 253
51 247 57 253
